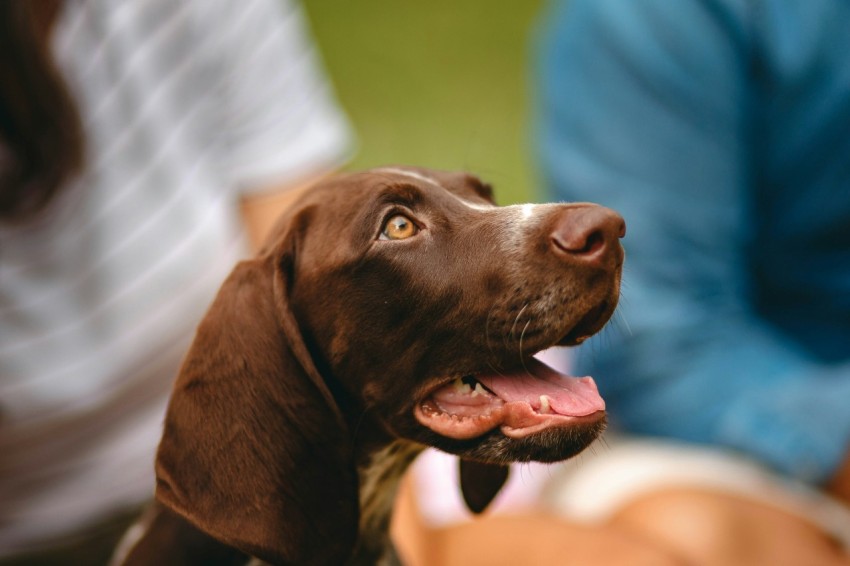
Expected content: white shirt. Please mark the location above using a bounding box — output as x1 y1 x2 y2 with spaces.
0 0 351 553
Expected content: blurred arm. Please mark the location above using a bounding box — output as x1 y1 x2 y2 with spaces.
239 172 331 251
828 453 850 505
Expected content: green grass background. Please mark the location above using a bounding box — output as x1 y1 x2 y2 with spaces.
303 0 545 205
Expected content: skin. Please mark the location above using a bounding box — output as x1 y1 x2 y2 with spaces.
239 172 332 251
393 478 850 566
828 451 850 505
608 488 850 566
390 476 686 566
393 452 850 566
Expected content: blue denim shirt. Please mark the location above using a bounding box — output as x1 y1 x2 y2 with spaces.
535 0 850 482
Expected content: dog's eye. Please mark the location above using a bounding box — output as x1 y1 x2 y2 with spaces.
381 215 418 240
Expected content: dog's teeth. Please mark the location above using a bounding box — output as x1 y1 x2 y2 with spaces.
453 378 473 395
539 395 551 414
471 383 487 397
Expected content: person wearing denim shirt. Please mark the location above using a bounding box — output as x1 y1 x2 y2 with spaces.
536 0 850 560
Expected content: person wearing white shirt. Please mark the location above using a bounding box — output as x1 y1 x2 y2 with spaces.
0 1 352 562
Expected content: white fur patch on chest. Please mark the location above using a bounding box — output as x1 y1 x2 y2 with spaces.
357 440 423 537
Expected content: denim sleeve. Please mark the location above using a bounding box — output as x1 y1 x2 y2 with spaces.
534 0 850 483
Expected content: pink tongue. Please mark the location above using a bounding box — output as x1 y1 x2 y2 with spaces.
477 357 604 417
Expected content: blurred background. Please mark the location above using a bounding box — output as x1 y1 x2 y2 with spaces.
303 0 542 204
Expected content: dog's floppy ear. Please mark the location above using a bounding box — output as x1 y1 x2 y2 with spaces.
154 220 358 565
458 460 510 514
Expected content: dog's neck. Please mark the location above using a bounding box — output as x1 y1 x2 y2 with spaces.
350 440 424 565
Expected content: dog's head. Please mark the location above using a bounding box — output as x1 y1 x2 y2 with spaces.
154 167 624 564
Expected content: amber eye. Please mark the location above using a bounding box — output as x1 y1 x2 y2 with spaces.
381 214 418 240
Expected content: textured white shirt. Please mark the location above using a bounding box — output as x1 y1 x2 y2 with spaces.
0 0 351 553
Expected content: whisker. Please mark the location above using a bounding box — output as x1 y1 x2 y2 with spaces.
615 309 632 337
519 319 532 375
510 303 529 342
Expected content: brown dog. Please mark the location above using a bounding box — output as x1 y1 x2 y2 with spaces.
114 167 625 565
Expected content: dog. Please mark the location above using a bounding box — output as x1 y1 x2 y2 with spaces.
113 167 625 565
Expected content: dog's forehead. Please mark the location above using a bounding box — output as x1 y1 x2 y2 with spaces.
356 167 494 206
371 167 446 190
302 169 491 223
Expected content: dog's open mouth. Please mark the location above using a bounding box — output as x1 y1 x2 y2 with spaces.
415 357 605 440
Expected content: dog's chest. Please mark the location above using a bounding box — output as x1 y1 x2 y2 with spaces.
353 440 423 564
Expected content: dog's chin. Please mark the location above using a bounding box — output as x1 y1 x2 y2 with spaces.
413 414 606 465
557 296 619 347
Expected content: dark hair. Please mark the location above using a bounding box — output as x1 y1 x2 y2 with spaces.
0 0 84 222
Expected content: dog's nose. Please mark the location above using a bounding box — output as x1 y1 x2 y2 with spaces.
551 205 625 262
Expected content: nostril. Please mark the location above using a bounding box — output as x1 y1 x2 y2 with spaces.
552 229 606 256
579 230 605 254
550 205 625 261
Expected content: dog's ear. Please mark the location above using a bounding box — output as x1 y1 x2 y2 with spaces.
154 221 358 565
458 460 510 514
